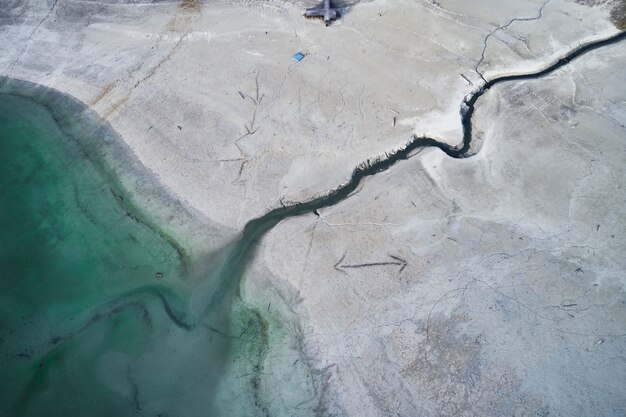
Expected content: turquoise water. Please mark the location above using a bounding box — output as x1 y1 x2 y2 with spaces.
0 93 187 415
3 30 624 416
0 94 184 345
0 91 296 416
0 95 245 416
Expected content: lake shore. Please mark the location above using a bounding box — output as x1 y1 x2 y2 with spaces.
2 1 625 415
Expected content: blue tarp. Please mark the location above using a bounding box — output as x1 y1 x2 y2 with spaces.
293 52 305 61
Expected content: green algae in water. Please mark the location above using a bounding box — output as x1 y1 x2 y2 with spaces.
0 94 184 342
0 94 237 416
0 94 190 415
0 91 320 417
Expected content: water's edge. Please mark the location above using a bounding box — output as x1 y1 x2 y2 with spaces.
0 77 234 268
196 29 625 414
2 28 624 416
203 29 626 317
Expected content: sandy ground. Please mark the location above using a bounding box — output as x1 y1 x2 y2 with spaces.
0 0 618 229
252 37 626 416
2 0 625 415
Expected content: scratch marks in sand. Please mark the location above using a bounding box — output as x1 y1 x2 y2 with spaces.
334 253 408 275
7 0 59 77
231 69 265 182
475 0 553 81
133 33 188 90
87 0 196 119
239 70 265 138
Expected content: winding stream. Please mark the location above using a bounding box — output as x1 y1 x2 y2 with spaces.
1 27 624 417
203 29 626 320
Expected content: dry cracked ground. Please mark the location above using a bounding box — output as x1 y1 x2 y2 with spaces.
1 0 626 416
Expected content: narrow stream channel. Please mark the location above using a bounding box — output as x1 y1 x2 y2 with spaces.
202 30 626 321
2 28 624 417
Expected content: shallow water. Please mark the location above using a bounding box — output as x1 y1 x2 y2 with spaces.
0 93 187 414
3 28 624 415
0 79 325 415
0 92 309 417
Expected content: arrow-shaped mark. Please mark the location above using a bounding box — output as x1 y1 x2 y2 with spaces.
334 253 407 274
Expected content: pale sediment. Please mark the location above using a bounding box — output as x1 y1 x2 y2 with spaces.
2 0 626 416
256 33 626 416
0 0 619 229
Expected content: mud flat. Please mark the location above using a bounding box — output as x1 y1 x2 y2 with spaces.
0 0 620 228
256 34 626 416
1 0 626 415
